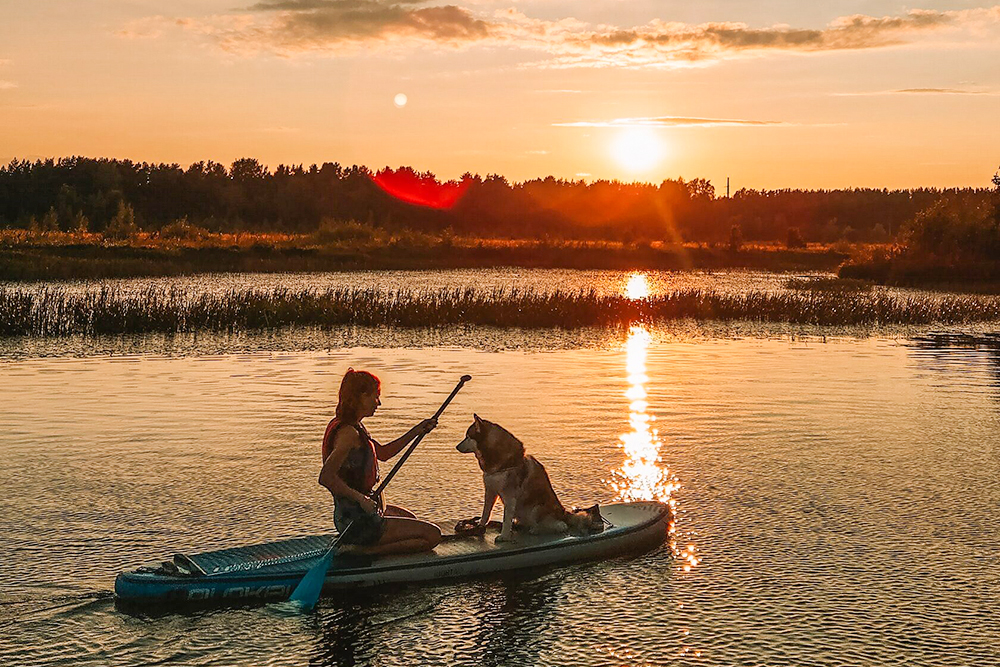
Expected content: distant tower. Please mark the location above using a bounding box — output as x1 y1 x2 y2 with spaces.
726 177 730 198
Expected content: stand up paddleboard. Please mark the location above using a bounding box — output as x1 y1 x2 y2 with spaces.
115 501 670 606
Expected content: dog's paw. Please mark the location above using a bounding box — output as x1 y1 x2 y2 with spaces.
455 518 487 535
495 532 515 544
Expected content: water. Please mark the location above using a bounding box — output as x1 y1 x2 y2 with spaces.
3 270 1000 666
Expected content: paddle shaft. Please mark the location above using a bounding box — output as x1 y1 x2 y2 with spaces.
371 374 471 499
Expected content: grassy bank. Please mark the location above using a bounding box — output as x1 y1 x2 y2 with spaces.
5 286 999 337
0 230 845 280
839 253 1000 292
837 191 1000 291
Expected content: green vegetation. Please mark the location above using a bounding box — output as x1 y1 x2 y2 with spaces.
3 156 997 286
4 286 999 337
786 277 874 292
2 157 993 246
0 229 845 280
841 168 1000 287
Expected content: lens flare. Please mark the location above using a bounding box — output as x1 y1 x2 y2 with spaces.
371 168 470 209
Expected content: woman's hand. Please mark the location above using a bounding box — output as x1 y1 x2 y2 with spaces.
357 495 378 515
415 418 437 437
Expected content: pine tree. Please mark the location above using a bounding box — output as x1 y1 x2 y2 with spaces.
105 201 138 240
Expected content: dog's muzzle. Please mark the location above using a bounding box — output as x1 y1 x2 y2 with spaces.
456 437 477 453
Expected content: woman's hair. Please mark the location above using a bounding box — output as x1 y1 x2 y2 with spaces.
336 368 381 424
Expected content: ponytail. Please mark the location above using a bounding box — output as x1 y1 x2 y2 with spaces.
336 368 381 424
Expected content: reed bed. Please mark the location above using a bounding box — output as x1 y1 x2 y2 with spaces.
3 286 1000 337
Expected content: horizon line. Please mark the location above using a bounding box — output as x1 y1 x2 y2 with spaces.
2 153 996 193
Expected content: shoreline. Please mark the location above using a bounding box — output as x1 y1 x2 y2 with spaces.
7 233 998 294
0 234 846 281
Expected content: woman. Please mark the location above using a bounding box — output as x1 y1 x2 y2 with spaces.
319 369 442 555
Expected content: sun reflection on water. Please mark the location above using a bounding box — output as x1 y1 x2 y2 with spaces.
607 292 699 571
609 325 677 505
625 272 650 300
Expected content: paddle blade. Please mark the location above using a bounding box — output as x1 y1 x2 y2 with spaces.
288 550 333 610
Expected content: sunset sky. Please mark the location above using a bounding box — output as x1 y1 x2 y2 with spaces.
2 1 999 189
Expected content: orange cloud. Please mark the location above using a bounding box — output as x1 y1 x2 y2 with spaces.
0 60 16 91
519 6 1000 68
834 87 1000 96
204 0 489 55
143 3 1000 65
115 16 169 39
554 116 786 128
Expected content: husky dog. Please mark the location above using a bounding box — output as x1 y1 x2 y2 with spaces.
456 415 603 542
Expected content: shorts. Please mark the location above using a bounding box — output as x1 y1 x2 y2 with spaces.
334 496 386 547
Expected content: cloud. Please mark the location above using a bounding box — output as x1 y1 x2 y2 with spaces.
204 0 490 55
518 6 1000 68
894 87 997 94
248 0 430 9
141 3 1000 66
554 116 786 128
835 87 1000 96
116 16 169 39
0 81 17 90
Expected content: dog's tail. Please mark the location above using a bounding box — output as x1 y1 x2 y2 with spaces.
565 504 604 534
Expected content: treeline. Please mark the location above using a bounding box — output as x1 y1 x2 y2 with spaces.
0 156 995 244
838 169 1000 284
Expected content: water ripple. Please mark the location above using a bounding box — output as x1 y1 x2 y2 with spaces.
4 334 1000 666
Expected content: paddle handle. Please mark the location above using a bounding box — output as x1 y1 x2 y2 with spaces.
372 374 471 497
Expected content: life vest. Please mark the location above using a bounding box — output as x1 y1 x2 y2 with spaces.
322 418 379 494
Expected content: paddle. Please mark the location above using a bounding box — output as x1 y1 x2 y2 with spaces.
288 374 472 611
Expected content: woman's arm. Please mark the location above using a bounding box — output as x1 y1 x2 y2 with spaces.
373 418 437 461
319 427 375 511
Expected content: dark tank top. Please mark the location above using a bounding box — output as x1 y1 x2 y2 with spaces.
322 418 379 495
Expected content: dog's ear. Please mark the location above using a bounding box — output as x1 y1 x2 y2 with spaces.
473 413 484 430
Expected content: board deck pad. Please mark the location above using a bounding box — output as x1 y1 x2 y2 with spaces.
178 534 335 576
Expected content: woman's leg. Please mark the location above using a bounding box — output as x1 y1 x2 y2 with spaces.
383 504 416 518
361 517 441 556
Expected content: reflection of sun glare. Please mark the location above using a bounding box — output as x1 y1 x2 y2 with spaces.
625 272 649 300
610 325 673 503
607 324 698 572
611 127 665 173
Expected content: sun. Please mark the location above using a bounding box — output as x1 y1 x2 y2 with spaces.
611 126 666 173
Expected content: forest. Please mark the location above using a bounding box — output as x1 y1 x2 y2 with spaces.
1 156 995 245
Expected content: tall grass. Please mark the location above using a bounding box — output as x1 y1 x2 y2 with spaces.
3 286 1000 337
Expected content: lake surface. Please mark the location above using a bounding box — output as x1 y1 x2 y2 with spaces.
3 270 1000 666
